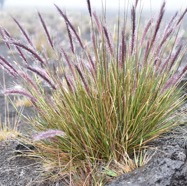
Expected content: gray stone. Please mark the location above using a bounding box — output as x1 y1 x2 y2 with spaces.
0 141 66 186
107 142 187 186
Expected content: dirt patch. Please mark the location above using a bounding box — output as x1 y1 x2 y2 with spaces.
0 140 43 186
0 140 67 186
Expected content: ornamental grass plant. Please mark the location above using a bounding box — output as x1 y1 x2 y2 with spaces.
0 0 187 185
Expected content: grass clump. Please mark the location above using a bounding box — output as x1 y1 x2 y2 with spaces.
0 0 187 185
0 97 21 142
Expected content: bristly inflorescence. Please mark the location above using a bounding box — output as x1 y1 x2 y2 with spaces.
0 1 185 104
4 88 37 103
33 129 65 141
37 12 54 49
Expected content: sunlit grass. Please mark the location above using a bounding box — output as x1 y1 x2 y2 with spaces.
0 0 186 185
0 98 21 142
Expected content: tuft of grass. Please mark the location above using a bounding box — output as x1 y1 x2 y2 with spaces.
0 0 187 184
0 127 19 141
0 121 19 141
0 97 21 142
0 69 21 142
15 97 33 107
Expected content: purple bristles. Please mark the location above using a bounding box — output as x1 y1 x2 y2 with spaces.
150 2 165 48
156 28 173 54
61 48 75 77
4 88 37 103
169 45 182 70
87 0 92 18
0 28 11 49
1 27 11 38
75 65 90 94
18 71 40 93
159 55 171 73
38 12 54 49
141 18 152 45
121 31 126 66
176 8 187 26
55 4 84 49
135 0 139 8
16 47 28 64
33 129 65 141
64 74 74 92
103 26 113 56
66 23 75 54
161 74 179 92
87 51 95 72
143 41 150 63
162 63 187 92
12 17 34 47
0 60 17 77
93 12 102 34
131 6 136 55
27 66 56 90
165 11 178 32
0 55 18 74
8 41 45 65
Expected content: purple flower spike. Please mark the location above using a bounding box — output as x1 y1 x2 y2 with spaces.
33 129 65 141
38 12 54 49
4 88 37 103
87 0 92 17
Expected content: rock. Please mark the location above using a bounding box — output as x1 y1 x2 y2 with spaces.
107 140 187 186
171 161 187 186
0 140 65 186
0 140 41 186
